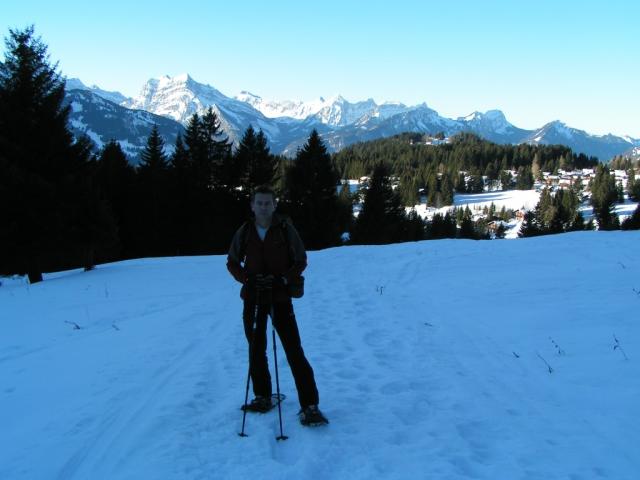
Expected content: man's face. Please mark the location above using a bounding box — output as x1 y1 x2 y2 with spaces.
251 193 276 222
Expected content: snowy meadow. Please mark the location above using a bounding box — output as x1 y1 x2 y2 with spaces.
1 231 639 479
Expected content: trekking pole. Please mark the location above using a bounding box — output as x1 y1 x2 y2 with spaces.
271 306 288 441
239 291 260 437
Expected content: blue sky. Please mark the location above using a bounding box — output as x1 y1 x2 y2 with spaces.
2 0 639 137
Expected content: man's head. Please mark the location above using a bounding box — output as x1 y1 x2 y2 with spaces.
251 185 277 226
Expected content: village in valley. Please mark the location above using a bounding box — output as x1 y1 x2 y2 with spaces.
347 162 640 239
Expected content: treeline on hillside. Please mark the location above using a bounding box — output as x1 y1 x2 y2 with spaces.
334 132 600 206
519 163 640 236
0 27 351 282
2 28 638 284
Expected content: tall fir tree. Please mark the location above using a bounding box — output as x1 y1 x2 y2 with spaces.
134 125 171 256
627 167 640 201
0 26 115 281
351 163 417 244
518 210 541 237
590 165 619 230
95 140 136 258
234 125 279 192
283 130 345 249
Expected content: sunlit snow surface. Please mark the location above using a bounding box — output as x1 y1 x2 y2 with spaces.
1 231 639 479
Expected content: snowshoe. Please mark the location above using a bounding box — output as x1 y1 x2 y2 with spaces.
241 393 285 413
299 405 329 426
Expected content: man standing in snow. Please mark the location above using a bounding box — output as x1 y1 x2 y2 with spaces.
227 185 327 426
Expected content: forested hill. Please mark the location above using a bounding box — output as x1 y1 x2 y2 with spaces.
333 132 600 180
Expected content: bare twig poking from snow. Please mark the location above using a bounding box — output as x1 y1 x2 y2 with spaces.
537 352 554 374
549 337 566 356
613 334 629 360
64 321 81 330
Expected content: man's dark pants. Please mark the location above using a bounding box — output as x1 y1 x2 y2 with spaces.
242 298 319 408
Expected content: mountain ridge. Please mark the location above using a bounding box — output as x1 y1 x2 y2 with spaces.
65 75 640 163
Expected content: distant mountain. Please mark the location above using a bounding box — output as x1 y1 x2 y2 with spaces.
523 121 637 161
64 89 184 162
66 78 131 106
234 91 330 120
124 74 286 145
64 74 640 162
456 110 530 144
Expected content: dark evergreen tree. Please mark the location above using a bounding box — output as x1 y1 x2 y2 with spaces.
198 107 231 189
518 211 541 237
283 130 344 249
235 125 279 191
170 111 238 254
455 172 467 193
627 168 640 201
467 170 484 193
427 212 457 239
95 140 136 257
494 223 507 239
440 173 454 206
351 163 416 244
500 170 514 190
621 204 640 230
515 166 534 190
0 27 115 281
458 206 477 239
134 125 171 256
337 181 354 240
590 165 619 230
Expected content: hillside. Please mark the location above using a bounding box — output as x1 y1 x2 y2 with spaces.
1 232 639 479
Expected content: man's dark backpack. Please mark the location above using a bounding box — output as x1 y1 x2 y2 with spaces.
238 220 305 298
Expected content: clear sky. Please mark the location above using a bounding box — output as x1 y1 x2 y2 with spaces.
2 0 639 137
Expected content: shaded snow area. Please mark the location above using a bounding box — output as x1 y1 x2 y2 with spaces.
2 232 640 479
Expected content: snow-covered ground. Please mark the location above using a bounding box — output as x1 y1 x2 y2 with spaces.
2 231 640 479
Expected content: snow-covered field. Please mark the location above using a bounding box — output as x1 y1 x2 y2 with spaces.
412 189 551 218
2 231 640 479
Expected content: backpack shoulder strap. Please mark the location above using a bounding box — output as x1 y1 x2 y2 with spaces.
238 221 251 261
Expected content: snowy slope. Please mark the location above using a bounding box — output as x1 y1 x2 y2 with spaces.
1 232 639 479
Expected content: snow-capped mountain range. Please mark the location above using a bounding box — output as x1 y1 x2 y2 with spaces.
64 74 640 163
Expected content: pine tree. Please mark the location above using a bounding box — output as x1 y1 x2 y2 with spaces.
455 172 467 193
532 152 542 180
337 180 354 238
95 140 136 257
135 125 171 256
500 170 513 190
515 166 534 190
352 163 411 244
518 211 540 237
627 168 640 201
139 125 169 174
427 212 456 239
621 204 640 230
590 165 619 230
440 173 454 206
458 206 477 239
234 125 279 191
0 27 114 281
200 107 231 189
283 130 344 249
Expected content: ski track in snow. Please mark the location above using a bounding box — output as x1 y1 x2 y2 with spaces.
1 233 640 479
